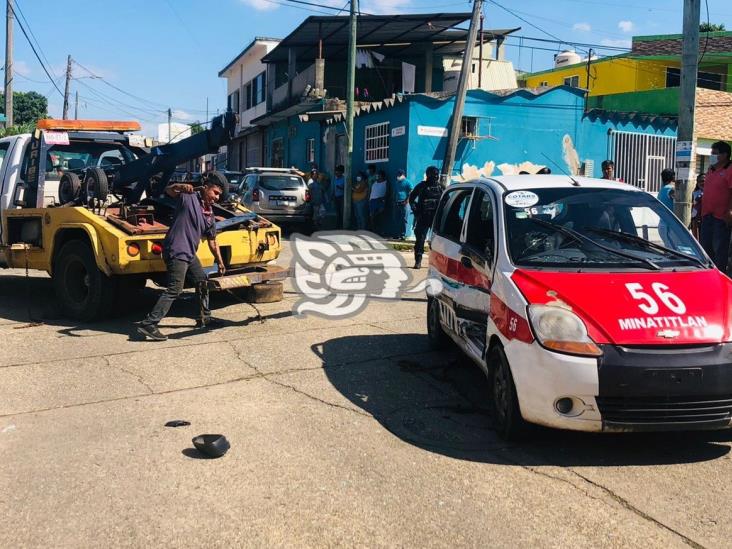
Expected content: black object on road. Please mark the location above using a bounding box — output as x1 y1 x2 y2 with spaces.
165 420 191 428
192 434 230 458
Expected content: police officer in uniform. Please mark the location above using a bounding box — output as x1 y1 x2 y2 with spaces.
408 166 445 269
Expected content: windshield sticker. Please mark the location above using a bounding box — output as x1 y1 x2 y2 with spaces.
505 191 539 208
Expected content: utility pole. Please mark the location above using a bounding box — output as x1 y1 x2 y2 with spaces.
4 0 13 127
167 107 172 143
674 0 701 226
441 0 482 184
478 12 484 89
343 0 358 229
584 48 593 113
62 54 72 120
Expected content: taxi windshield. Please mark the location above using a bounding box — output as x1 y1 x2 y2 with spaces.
503 187 710 270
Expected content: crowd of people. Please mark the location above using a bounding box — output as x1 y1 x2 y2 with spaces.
603 141 730 273
303 163 417 240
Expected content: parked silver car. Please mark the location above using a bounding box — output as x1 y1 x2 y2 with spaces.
236 168 311 224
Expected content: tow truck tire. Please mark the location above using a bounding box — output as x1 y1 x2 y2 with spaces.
59 172 82 204
242 281 283 303
84 167 109 202
53 240 115 321
206 171 230 202
488 346 527 441
427 297 450 350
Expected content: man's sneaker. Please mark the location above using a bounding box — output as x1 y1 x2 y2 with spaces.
195 317 225 329
414 258 422 269
136 324 167 341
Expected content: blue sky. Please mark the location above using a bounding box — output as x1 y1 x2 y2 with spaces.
4 0 732 137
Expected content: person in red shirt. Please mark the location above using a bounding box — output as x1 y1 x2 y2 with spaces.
700 141 732 272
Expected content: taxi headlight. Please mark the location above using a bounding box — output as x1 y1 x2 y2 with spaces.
528 304 602 357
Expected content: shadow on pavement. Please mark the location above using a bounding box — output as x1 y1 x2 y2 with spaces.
317 333 731 467
0 274 284 340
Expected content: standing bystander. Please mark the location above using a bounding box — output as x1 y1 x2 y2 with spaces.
393 169 413 239
333 164 345 229
369 169 388 233
409 166 445 269
700 142 732 272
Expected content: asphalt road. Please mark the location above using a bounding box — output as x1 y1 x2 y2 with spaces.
1 241 731 548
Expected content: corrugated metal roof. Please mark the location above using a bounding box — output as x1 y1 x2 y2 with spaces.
583 108 677 130
262 14 518 62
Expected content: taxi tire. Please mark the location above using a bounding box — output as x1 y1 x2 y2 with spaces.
488 346 527 441
427 296 450 350
53 240 115 321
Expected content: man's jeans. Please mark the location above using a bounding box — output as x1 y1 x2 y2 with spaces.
141 256 210 326
395 201 409 238
700 214 731 272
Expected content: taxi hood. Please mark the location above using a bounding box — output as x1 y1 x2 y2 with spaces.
512 269 732 345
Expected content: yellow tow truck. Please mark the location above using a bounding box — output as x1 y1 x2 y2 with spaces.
0 116 286 320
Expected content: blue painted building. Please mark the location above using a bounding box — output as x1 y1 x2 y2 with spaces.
258 86 678 237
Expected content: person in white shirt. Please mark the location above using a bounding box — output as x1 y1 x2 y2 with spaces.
369 169 388 232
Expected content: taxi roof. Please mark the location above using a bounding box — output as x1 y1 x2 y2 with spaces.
483 175 641 193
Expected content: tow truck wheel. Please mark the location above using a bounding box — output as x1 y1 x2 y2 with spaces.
427 297 450 350
241 281 283 303
488 346 527 441
59 172 82 204
84 167 109 202
53 240 114 321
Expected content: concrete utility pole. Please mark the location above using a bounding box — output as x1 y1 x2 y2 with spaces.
343 0 358 229
478 12 484 89
62 54 72 120
74 91 78 119
168 107 172 143
4 0 13 127
674 0 701 225
441 0 483 184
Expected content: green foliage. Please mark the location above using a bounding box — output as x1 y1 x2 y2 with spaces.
189 122 204 135
0 90 48 125
700 22 726 32
0 123 35 138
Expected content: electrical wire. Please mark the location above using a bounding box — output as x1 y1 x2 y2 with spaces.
13 0 57 79
257 0 340 16
7 2 64 98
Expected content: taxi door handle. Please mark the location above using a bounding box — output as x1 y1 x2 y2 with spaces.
460 256 473 269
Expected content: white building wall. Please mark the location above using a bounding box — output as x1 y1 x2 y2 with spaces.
222 40 280 131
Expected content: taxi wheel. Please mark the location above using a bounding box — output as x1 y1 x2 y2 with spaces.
427 297 450 350
488 346 527 440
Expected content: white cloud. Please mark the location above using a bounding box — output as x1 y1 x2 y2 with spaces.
361 0 413 14
601 38 632 48
240 0 278 11
618 20 634 33
14 60 31 77
172 109 194 121
240 0 409 14
573 22 591 32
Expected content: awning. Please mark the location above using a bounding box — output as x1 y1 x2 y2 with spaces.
262 13 519 62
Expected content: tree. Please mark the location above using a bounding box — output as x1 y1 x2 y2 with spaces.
0 90 48 125
189 122 204 135
700 22 726 32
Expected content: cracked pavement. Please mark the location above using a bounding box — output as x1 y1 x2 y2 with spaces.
1 245 731 548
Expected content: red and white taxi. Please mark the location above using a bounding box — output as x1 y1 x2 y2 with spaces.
426 175 732 439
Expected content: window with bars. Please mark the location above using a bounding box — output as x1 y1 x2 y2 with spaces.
306 138 315 163
364 122 389 163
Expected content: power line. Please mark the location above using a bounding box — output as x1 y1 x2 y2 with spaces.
13 0 57 79
7 2 64 98
72 59 208 114
258 0 340 16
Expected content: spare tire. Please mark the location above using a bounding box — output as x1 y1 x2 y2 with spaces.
84 167 109 202
59 172 82 204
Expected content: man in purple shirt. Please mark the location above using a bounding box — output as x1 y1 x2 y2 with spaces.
137 175 226 341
